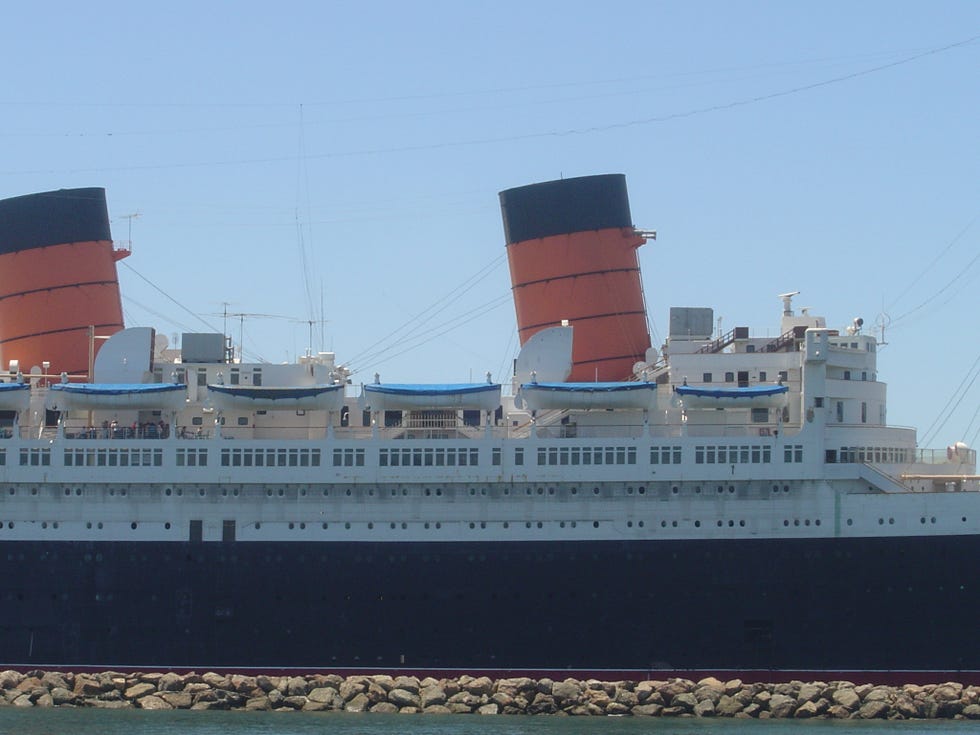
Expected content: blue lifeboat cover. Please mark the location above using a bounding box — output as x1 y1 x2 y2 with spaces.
521 382 656 392
50 383 185 395
0 383 29 392
364 383 500 397
675 384 788 398
207 384 342 400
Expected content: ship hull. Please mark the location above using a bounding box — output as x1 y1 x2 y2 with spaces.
1 534 978 681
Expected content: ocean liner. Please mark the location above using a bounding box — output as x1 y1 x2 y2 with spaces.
0 176 976 683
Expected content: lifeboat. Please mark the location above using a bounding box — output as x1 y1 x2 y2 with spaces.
519 381 657 412
206 384 344 412
675 383 788 410
361 383 501 412
0 383 30 412
47 383 187 412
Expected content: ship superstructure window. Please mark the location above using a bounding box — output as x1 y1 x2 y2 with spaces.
252 369 262 386
379 447 478 467
861 402 867 423
20 448 51 466
0 449 5 465
783 445 804 463
197 368 207 386
176 448 208 467
838 446 912 463
220 447 321 467
332 448 365 467
536 446 636 466
492 448 501 466
751 408 768 423
702 373 712 382
64 448 161 467
725 372 734 383
514 448 524 466
836 401 844 423
695 445 770 464
650 446 682 464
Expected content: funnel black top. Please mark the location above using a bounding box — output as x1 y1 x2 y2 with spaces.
0 188 111 256
499 174 632 244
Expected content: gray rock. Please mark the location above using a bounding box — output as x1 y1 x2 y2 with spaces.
388 688 421 708
797 683 822 703
138 695 173 710
124 683 156 700
370 701 399 713
716 694 743 716
963 704 980 719
605 702 631 715
632 703 663 716
285 676 309 696
423 704 452 714
392 676 420 694
157 673 184 692
768 693 797 718
693 698 715 717
159 691 193 709
856 700 890 719
308 686 338 704
421 685 447 708
346 692 370 712
477 703 499 715
671 692 697 712
50 687 75 705
833 687 861 710
465 677 494 697
244 696 271 711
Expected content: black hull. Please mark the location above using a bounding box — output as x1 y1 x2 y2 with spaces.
1 535 978 679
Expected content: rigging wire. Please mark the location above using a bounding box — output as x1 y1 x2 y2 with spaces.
120 261 221 334
343 254 507 369
919 349 980 447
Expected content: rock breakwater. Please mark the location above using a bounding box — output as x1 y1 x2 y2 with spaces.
1 671 979 719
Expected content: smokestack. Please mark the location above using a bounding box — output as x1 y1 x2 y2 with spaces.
0 187 128 377
500 174 651 381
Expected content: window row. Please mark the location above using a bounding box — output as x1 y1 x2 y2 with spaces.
64 448 161 467
695 445 772 464
650 446 683 464
378 447 478 468
221 448 321 468
536 446 637 466
838 446 913 464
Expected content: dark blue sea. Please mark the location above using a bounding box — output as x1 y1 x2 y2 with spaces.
0 710 977 735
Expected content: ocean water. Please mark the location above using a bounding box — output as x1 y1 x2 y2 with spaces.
0 710 976 735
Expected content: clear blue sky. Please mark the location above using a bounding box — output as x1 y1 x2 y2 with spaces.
2 1 978 448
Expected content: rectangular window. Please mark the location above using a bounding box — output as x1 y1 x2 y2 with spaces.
751 408 768 423
695 446 704 464
197 369 207 387
759 371 767 382
702 372 712 383
763 447 771 463
861 402 867 424
672 446 681 464
725 372 735 383
492 448 501 466
514 447 524 466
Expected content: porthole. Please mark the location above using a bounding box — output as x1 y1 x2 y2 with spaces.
537 487 544 495
221 489 227 497
86 522 92 529
694 520 701 528
346 489 352 496
878 518 884 525
570 521 577 528
536 521 543 529
233 489 240 497
783 485 790 493
661 521 667 528
166 488 172 496
772 485 779 493
728 486 735 494
560 522 566 528
672 486 679 494
716 520 722 528
322 523 328 529
323 489 329 497
435 522 441 529
278 489 285 497
97 523 103 530
671 520 678 527
627 521 633 528
638 487 646 495
255 522 261 529
366 523 373 530
920 517 926 524
728 520 734 527
847 518 853 526
594 487 600 495
888 518 894 525
75 488 82 496
199 489 205 497
783 520 790 527
931 517 936 524
638 521 644 528
64 489 70 496
41 522 47 529
344 522 351 529
131 522 138 530
469 522 475 529
627 487 634 495
815 520 821 526
165 522 171 530
571 488 578 495
716 486 723 494
403 522 409 529
804 520 810 527
502 522 509 529
547 488 554 495
794 520 800 527
739 520 745 527
289 522 296 530
31 488 37 496
301 489 307 497
593 521 600 528
695 486 702 494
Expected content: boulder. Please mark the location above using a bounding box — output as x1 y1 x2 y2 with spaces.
768 693 797 718
421 685 447 708
856 700 890 719
693 698 715 717
392 675 420 694
632 703 663 716
124 683 157 700
345 692 370 712
388 688 421 708
138 695 173 710
370 701 399 714
833 687 861 710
